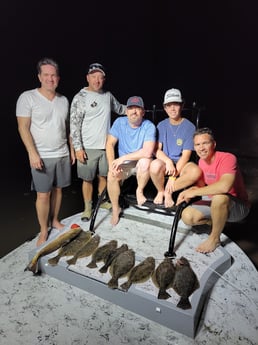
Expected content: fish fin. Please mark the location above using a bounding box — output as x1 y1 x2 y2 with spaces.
48 256 59 266
120 281 131 292
66 257 77 265
177 297 192 310
107 278 118 289
99 265 108 273
87 262 97 269
158 289 171 300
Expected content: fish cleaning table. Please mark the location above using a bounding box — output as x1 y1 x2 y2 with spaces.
28 207 232 338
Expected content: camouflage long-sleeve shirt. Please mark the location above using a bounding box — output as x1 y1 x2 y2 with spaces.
70 88 126 150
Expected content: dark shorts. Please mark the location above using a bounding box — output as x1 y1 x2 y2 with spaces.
31 156 71 193
190 194 250 223
77 149 108 181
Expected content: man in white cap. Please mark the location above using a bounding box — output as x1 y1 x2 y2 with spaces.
70 63 126 222
150 88 202 208
106 96 156 225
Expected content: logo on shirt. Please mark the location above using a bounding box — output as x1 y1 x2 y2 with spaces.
176 138 183 146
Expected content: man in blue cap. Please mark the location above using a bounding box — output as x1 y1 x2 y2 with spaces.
106 96 156 225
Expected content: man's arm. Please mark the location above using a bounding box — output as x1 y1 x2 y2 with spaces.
176 149 192 174
69 96 84 151
17 116 43 169
106 134 118 166
155 142 177 176
176 173 235 204
119 140 155 162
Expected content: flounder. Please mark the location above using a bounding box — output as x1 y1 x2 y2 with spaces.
108 249 135 289
152 257 175 300
172 256 200 309
48 230 92 266
120 256 155 291
66 234 100 266
99 244 129 274
87 240 118 268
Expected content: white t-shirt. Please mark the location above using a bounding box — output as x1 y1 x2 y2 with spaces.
16 89 70 158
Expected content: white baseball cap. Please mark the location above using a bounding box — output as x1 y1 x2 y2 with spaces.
163 88 183 104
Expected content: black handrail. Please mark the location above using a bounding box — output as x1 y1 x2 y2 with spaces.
145 102 203 128
89 187 107 233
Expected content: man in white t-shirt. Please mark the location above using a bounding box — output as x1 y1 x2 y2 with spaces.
16 58 75 246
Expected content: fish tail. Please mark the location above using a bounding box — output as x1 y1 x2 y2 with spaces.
158 289 171 300
66 257 77 266
87 261 97 269
24 260 38 274
99 265 108 273
177 297 192 310
120 281 131 292
108 277 118 289
48 256 60 266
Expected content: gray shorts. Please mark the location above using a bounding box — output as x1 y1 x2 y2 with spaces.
190 194 250 223
31 156 71 193
77 149 108 181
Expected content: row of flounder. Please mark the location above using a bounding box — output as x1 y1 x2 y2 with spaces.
25 225 199 309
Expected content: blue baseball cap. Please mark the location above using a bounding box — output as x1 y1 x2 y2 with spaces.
126 96 144 108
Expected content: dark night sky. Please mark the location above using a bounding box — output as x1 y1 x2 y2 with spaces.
1 0 258 184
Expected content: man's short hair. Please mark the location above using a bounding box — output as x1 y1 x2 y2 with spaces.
37 57 59 75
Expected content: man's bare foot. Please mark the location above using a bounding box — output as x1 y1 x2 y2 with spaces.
164 192 174 208
51 220 65 230
196 237 220 253
136 188 147 206
110 207 122 226
36 232 48 247
153 192 164 205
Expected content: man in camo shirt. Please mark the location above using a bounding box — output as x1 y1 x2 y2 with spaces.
70 63 126 221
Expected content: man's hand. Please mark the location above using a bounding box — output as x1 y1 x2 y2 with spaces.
75 149 87 163
176 186 199 205
165 160 176 176
29 152 43 170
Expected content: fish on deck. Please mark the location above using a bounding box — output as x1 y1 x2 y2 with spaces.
120 256 155 292
152 257 176 300
172 256 200 309
48 230 93 266
66 234 101 266
24 225 82 274
108 249 135 289
99 244 129 274
87 240 118 268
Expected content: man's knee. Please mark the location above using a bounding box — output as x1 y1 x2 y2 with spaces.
150 159 164 174
181 207 195 225
137 158 152 172
181 162 202 181
211 194 230 209
181 207 204 225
